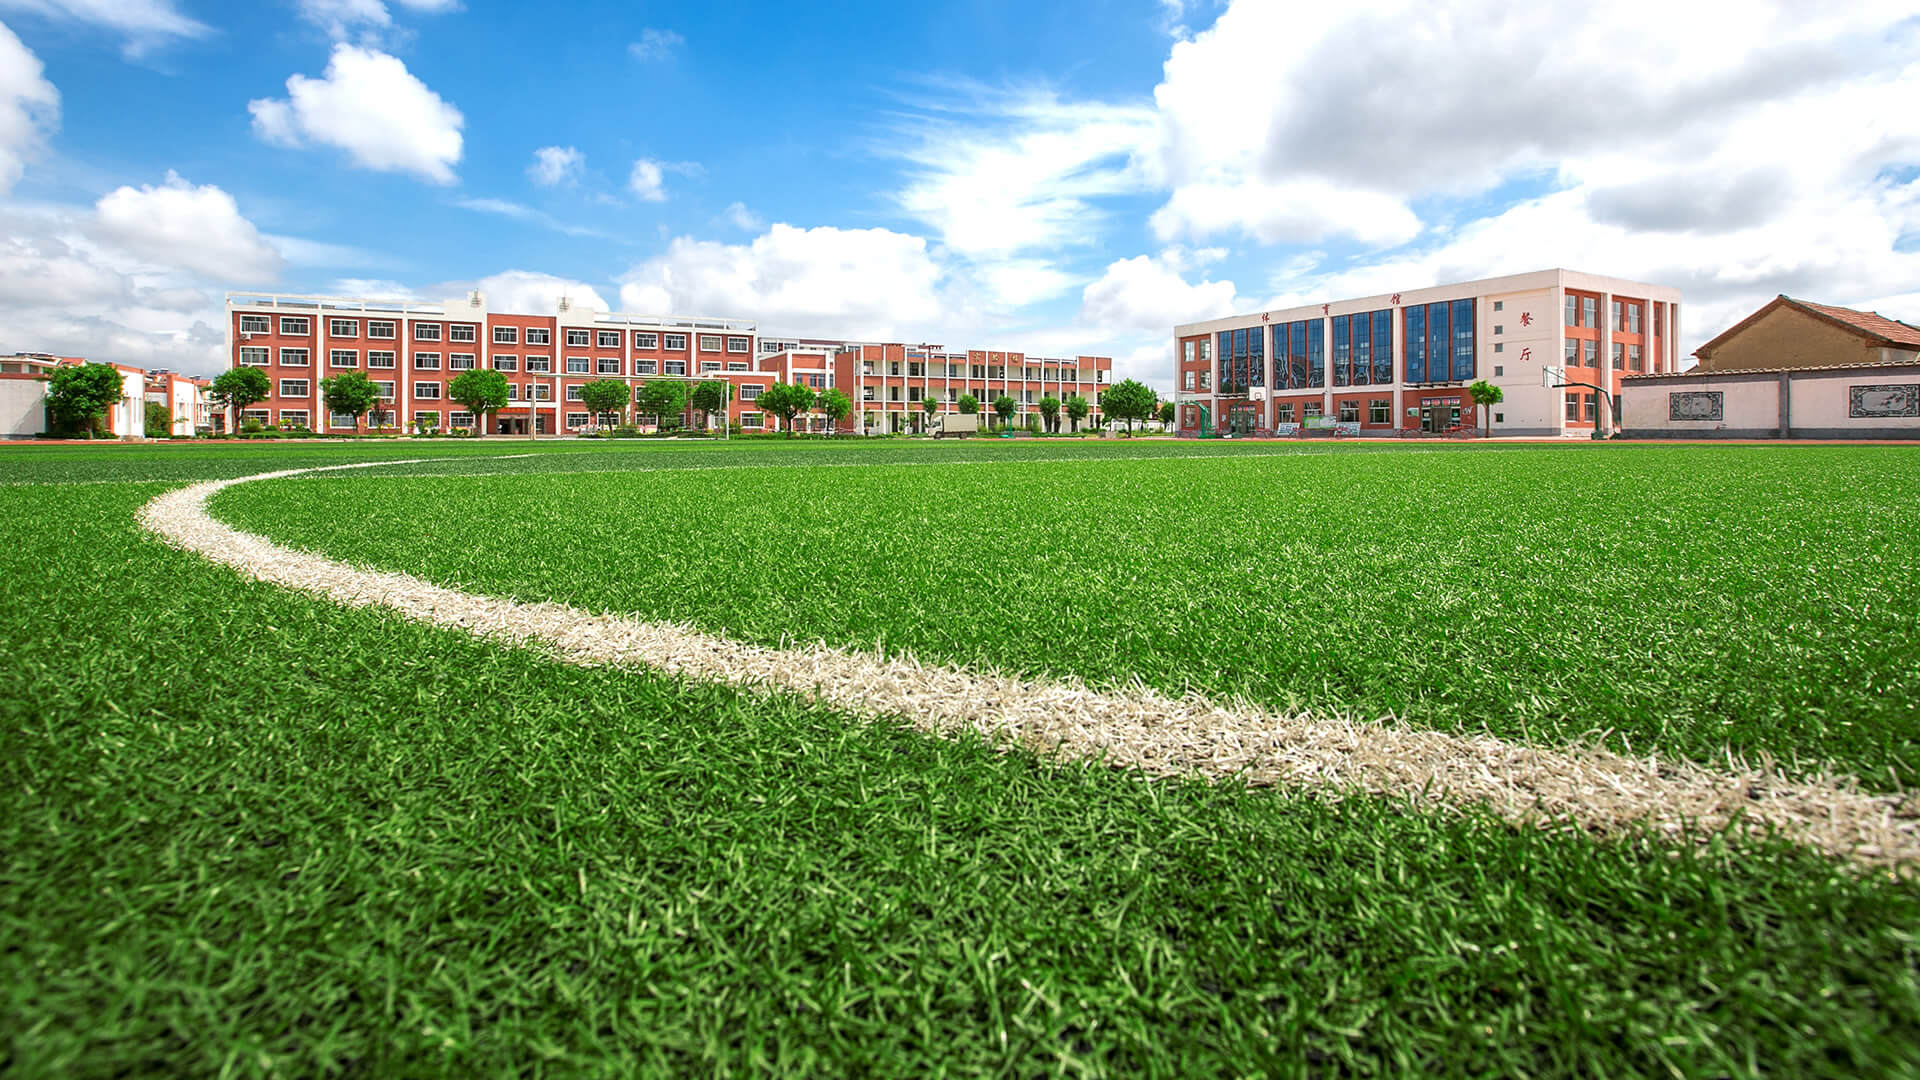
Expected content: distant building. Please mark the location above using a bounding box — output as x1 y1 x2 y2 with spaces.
1693 295 1920 372
1 354 146 440
1622 359 1920 439
1173 269 1682 437
145 370 217 436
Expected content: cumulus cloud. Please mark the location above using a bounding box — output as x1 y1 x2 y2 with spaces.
467 269 608 316
527 145 582 186
0 21 57 194
92 171 283 281
628 158 665 201
1080 248 1242 333
0 0 210 56
721 201 760 230
617 224 949 339
249 44 464 184
294 0 459 42
627 28 682 61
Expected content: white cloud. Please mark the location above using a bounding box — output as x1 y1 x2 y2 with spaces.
92 171 282 281
627 28 682 61
249 44 463 184
618 224 949 338
721 201 760 230
0 0 211 56
527 145 582 186
294 0 458 42
628 158 666 201
453 197 606 238
467 269 608 316
1080 248 1241 333
0 21 57 194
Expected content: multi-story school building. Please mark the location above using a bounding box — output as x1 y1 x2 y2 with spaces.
225 292 1111 435
1173 269 1683 437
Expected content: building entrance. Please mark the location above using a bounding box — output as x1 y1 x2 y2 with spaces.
1227 403 1258 435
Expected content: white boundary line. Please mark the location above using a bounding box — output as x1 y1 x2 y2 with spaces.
137 459 1919 867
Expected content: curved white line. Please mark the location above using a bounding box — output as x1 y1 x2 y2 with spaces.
138 460 1918 867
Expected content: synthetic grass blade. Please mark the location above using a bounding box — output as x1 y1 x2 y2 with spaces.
144 461 1920 867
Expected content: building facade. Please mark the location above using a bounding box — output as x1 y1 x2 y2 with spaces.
1 354 146 439
1692 295 1920 372
1173 269 1683 437
226 291 1112 435
144 370 215 436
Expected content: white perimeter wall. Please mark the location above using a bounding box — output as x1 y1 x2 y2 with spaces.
0 378 46 437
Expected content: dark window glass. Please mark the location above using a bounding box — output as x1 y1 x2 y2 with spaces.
1291 322 1308 389
1451 299 1475 381
1351 313 1370 386
1426 303 1448 382
1248 323 1264 386
1307 319 1324 387
1332 315 1350 386
1373 310 1393 384
1218 332 1231 389
1404 306 1426 383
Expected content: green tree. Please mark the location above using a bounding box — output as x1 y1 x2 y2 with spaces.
447 369 510 436
1469 379 1505 438
1038 395 1061 434
921 395 938 434
321 370 382 433
1102 378 1156 435
690 380 730 432
209 367 271 427
581 379 631 428
991 394 1016 430
46 362 125 437
1065 393 1090 433
635 380 690 431
957 393 979 415
1157 401 1176 430
755 382 815 435
145 401 172 438
818 388 853 433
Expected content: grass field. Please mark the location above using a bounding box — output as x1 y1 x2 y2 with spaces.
4 438 1919 1076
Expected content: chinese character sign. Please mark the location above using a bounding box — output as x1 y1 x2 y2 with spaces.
1520 312 1533 327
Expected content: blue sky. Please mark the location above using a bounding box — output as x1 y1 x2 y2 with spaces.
0 0 1916 383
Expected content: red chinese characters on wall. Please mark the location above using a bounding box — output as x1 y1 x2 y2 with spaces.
1520 312 1534 327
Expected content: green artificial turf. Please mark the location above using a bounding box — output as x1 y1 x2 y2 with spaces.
2 454 1918 1076
214 441 1920 788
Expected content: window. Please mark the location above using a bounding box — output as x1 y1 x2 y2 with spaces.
1304 402 1322 417
448 324 476 343
329 412 357 428
279 378 309 397
1277 402 1294 423
1566 394 1580 421
239 347 269 366
1183 370 1195 391
664 333 687 351
1199 371 1211 391
635 359 657 375
1612 300 1624 331
1493 300 1504 312
240 315 270 334
1629 344 1642 371
1494 365 1504 376
566 385 583 401
280 410 310 428
567 412 590 428
449 353 475 370
741 412 763 429
635 332 658 349
1628 304 1642 334
532 384 552 401
414 323 442 341
727 362 749 372
280 316 310 335
1338 401 1360 423
241 408 270 425
525 328 550 346
494 355 518 372
525 355 552 374
374 381 395 400
506 384 519 401
494 326 518 345
367 350 396 369
699 334 722 352
741 384 765 400
1369 399 1389 425
1585 395 1598 422
565 356 590 374
330 349 357 368
1611 342 1625 370
413 352 442 370
598 331 620 349
598 357 619 375
566 329 590 347
415 411 440 428
414 382 441 399
449 411 473 428
1183 340 1196 365
1564 338 1578 367
368 320 396 339
1495 412 1504 424
1564 296 1577 327
862 386 875 401
279 347 310 366
1583 340 1596 367
1493 324 1504 335
1198 338 1211 362
664 360 686 376
727 336 750 353
1582 296 1596 327
1494 343 1504 353
329 318 358 338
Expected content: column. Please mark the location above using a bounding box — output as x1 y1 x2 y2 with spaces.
1598 291 1613 436
1391 305 1404 431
